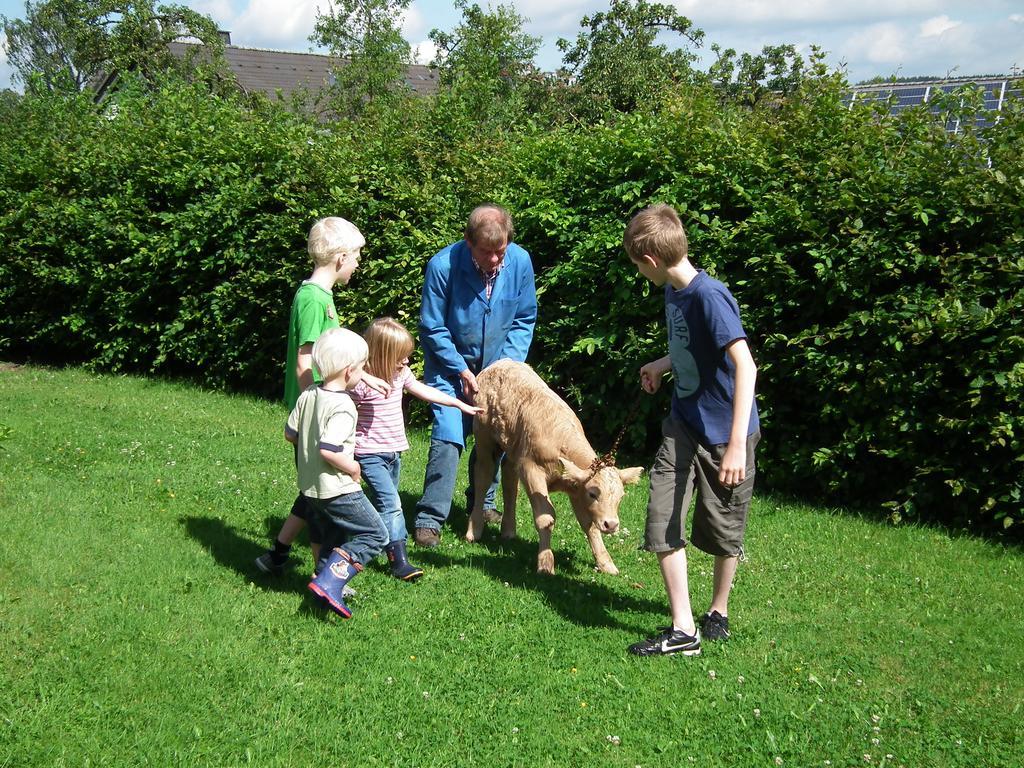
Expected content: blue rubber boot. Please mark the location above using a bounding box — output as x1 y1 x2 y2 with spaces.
308 548 361 618
385 540 424 582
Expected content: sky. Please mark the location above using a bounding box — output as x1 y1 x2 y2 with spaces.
1 0 1023 91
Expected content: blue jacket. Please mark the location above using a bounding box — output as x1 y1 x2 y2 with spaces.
419 239 537 445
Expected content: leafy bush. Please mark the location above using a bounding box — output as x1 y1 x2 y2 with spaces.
1 72 1021 536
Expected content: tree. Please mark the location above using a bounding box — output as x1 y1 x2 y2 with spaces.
428 0 540 127
556 0 703 118
707 43 808 105
1 0 222 94
310 0 412 117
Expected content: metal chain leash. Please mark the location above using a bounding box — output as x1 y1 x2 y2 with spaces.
585 391 646 482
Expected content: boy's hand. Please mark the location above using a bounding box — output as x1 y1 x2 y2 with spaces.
640 358 670 394
718 443 747 488
361 372 392 396
347 464 361 484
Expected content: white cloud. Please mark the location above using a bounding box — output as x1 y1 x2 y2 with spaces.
232 0 323 50
672 1 944 28
0 30 16 91
190 0 236 27
1010 14 1024 24
843 22 908 65
920 15 961 38
411 39 439 66
401 5 428 40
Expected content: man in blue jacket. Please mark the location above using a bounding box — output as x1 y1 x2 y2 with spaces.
413 204 538 548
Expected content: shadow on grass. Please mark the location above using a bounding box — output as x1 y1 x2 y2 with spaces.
180 514 311 594
401 487 665 632
182 492 666 632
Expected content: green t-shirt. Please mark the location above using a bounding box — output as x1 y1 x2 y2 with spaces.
284 281 340 410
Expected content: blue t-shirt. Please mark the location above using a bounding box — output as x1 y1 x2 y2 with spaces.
666 270 759 447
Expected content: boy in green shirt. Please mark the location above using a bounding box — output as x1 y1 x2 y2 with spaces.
257 216 388 575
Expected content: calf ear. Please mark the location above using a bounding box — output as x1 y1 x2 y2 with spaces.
558 457 589 485
618 466 644 485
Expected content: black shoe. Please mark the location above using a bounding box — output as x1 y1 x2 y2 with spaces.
699 610 731 641
255 551 287 576
628 627 701 656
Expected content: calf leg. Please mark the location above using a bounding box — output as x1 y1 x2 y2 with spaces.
522 466 557 575
499 458 518 541
465 429 499 543
574 509 619 575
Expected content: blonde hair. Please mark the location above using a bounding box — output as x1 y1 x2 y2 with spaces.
311 327 368 381
363 317 414 381
623 204 688 267
464 204 514 249
307 217 366 267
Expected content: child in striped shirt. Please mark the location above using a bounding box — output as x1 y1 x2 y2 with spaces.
349 317 482 580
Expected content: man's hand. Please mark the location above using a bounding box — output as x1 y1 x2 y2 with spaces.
459 369 479 404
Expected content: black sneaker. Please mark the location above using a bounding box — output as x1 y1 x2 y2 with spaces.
628 627 701 656
699 610 731 641
254 551 288 576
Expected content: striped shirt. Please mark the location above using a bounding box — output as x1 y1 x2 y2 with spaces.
474 260 504 300
349 367 414 455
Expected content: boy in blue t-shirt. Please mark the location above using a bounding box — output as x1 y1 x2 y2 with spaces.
623 204 760 657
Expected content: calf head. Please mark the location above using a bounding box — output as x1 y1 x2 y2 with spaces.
559 458 644 533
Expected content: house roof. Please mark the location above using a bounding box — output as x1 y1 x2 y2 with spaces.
167 41 439 101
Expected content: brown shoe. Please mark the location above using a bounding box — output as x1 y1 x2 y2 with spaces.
482 509 502 525
414 527 440 548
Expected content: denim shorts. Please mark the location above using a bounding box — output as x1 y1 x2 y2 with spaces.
306 490 388 568
644 416 759 556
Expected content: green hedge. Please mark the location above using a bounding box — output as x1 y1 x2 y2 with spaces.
1 75 1021 534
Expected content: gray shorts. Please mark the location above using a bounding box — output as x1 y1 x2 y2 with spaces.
644 416 760 556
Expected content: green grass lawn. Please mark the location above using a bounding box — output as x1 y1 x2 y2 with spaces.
1 365 1022 767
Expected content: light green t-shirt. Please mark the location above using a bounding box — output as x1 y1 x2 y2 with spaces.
286 386 361 499
284 282 340 410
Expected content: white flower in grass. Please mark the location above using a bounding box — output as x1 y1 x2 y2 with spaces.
871 714 880 724
871 738 880 746
385 677 393 685
422 691 430 699
512 727 519 734
737 675 745 684
753 708 761 718
607 735 621 746
775 757 783 766
863 754 871 762
708 670 716 680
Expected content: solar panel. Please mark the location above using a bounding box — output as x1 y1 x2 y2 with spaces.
847 78 1020 134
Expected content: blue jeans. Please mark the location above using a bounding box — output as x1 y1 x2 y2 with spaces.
358 452 405 542
306 490 388 570
413 439 499 532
